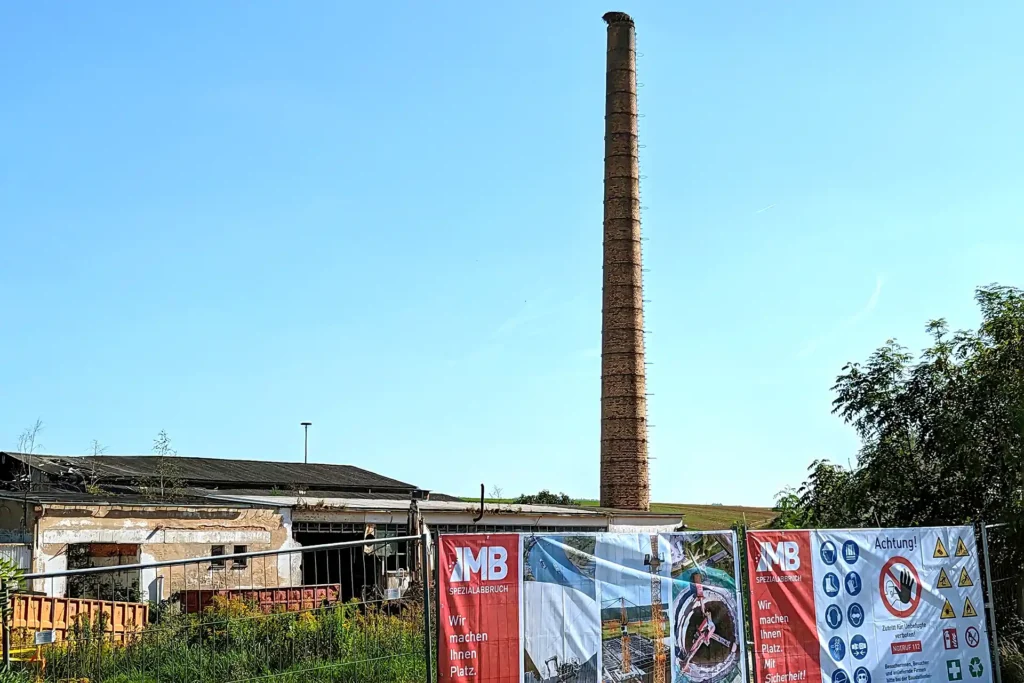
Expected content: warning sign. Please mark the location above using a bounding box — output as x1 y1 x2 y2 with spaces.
746 525 993 683
958 567 974 588
879 556 922 618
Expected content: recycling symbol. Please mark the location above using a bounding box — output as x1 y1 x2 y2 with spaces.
969 657 984 678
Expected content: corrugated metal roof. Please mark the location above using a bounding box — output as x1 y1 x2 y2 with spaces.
211 495 606 516
194 488 462 502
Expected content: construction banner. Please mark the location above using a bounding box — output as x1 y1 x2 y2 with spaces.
438 531 747 683
746 526 993 683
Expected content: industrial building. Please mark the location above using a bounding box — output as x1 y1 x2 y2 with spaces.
0 451 682 599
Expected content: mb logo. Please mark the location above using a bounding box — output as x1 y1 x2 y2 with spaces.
757 541 801 572
450 546 509 582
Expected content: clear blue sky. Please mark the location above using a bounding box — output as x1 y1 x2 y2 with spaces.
3 2 1023 507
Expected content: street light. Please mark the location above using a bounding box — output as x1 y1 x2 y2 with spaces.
301 422 312 464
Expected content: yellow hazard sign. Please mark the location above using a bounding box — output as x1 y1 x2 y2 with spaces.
956 537 970 557
963 596 978 618
937 567 953 589
934 537 950 558
941 599 956 619
958 567 975 588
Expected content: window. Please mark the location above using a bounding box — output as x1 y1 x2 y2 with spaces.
211 545 225 569
232 545 248 569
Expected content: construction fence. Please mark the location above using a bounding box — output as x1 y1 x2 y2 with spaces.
1 534 433 683
1 523 1021 683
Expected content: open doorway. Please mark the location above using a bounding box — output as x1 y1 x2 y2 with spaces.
66 543 142 602
293 522 409 602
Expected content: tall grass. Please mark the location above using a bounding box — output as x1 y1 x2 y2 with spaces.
18 597 425 683
1003 641 1024 683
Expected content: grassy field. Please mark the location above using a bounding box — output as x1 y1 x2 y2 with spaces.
463 498 776 530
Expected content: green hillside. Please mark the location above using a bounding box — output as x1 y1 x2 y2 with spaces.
460 498 776 531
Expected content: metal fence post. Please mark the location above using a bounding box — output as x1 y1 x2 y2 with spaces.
420 532 434 683
981 523 1003 683
1 577 10 670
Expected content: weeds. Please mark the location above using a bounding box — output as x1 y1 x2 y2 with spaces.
1004 640 1024 683
14 597 425 683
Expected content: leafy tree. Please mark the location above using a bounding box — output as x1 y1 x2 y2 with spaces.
513 489 576 506
782 285 1024 633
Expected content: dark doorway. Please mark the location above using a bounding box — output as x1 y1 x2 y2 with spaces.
295 531 365 601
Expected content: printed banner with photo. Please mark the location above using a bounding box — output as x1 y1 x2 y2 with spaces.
746 526 994 683
438 531 747 683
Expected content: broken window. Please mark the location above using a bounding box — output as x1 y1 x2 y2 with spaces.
210 545 226 569
233 545 248 569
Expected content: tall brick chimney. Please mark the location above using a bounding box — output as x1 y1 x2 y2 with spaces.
600 11 650 511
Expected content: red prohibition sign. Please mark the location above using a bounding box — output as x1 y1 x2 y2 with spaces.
879 556 922 618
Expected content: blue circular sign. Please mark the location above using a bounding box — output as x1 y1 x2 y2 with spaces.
832 670 850 683
829 636 846 661
848 603 864 627
845 571 862 596
821 541 838 565
851 635 868 660
854 667 871 683
825 604 843 629
823 572 841 597
842 541 860 564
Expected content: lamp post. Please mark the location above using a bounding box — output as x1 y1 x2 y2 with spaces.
300 422 312 464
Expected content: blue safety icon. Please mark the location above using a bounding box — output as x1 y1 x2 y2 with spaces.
832 669 850 683
848 603 865 628
821 541 838 565
826 604 843 629
842 541 859 564
823 572 841 597
854 667 871 683
851 635 868 660
845 571 862 596
829 636 846 661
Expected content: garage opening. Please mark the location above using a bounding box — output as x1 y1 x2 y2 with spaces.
293 522 409 602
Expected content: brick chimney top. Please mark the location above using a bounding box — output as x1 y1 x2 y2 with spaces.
602 12 634 25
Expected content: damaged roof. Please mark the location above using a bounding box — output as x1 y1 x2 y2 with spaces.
0 490 258 508
0 452 417 492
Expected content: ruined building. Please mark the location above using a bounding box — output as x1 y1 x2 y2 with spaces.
601 11 650 511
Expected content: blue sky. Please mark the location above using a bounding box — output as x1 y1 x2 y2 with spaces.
2 2 1022 506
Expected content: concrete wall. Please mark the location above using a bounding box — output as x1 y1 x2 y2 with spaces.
32 504 297 599
0 499 30 531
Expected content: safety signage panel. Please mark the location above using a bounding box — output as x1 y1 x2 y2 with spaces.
438 531 748 683
746 526 993 683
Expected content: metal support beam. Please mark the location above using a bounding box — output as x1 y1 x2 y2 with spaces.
981 523 1003 683
420 532 434 683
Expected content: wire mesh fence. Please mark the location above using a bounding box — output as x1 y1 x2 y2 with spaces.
1 534 432 683
981 522 1024 683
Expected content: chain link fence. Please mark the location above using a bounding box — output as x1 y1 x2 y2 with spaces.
981 523 1024 683
1 534 433 683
